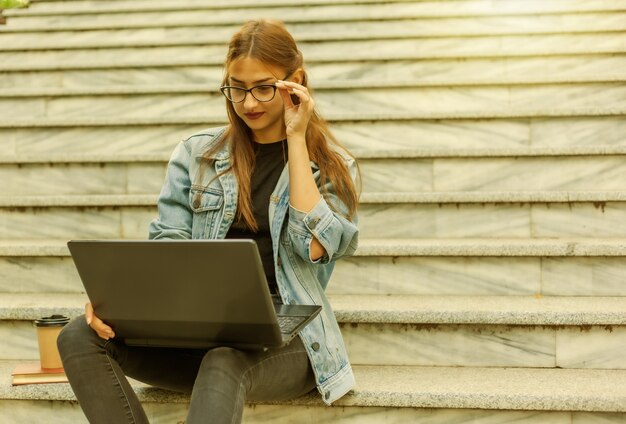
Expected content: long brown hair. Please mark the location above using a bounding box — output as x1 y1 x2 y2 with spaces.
205 19 360 232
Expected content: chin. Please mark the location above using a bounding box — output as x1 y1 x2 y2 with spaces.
243 120 266 131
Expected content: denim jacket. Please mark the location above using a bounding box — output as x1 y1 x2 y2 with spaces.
148 127 359 405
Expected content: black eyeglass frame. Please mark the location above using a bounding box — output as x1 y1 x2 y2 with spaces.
220 73 292 104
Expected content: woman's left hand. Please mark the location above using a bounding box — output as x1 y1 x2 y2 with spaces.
276 80 315 139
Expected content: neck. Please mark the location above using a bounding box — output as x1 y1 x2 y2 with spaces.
254 133 287 144
251 121 286 144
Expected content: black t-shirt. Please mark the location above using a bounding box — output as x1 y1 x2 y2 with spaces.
225 140 288 294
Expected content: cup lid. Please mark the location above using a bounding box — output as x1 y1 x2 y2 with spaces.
34 314 70 327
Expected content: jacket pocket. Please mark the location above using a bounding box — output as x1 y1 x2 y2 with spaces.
189 186 224 238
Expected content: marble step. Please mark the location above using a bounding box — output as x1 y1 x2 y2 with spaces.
6 143 626 163
3 73 626 96
6 292 626 327
2 55 624 89
4 117 626 156
1 293 625 370
3 148 626 193
2 238 625 296
4 151 626 195
12 318 626 369
3 61 626 97
13 0 423 16
3 108 626 134
1 14 626 51
4 238 626 257
2 363 625 422
9 0 626 17
3 0 626 31
2 192 626 239
2 34 626 72
1 14 626 52
2 83 626 122
2 403 625 424
6 0 626 30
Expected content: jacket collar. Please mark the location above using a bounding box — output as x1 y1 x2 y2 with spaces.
195 127 229 160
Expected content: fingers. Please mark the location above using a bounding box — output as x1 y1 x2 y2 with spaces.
276 80 306 92
93 316 116 340
291 88 312 105
275 81 314 109
276 83 294 107
85 302 115 340
85 302 93 325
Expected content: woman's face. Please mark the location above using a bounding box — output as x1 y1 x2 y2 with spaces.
227 57 291 143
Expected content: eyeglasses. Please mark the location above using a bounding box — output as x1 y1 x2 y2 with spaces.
220 84 277 103
220 74 291 104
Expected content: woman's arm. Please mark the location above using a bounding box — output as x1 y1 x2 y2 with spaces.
286 134 326 260
277 80 359 263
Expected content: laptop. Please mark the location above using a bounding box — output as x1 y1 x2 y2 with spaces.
67 239 322 349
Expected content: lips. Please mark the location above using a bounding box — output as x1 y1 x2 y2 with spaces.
244 112 265 120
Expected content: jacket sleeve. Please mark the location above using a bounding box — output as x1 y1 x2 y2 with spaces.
148 141 194 240
287 157 359 264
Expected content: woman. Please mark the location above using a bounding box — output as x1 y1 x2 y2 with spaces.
58 19 360 423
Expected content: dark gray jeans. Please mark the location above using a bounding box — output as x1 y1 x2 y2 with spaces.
57 316 316 424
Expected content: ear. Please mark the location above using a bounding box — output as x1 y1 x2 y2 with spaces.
290 68 305 85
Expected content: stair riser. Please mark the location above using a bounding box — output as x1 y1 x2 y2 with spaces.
1 163 166 196
334 256 626 296
1 201 626 239
4 125 200 156
1 83 625 119
3 34 626 71
2 319 624 369
6 2 626 28
2 14 626 49
3 256 625 296
3 399 623 424
4 156 626 195
5 118 626 154
2 55 625 88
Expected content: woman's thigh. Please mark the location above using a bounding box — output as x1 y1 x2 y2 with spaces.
59 315 208 394
118 338 314 398
61 316 315 399
115 344 208 394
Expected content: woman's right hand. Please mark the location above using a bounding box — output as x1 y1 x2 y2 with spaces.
85 302 115 340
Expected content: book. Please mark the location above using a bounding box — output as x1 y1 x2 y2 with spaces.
11 362 68 386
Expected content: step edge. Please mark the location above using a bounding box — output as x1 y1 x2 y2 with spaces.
4 146 626 163
2 77 626 97
1 361 625 411
4 6 626 31
2 48 626 71
1 293 625 325
6 0 624 17
2 238 626 257
2 192 626 207
1 108 625 128
2 27 626 50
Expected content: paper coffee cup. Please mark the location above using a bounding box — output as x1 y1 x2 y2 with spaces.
34 315 70 370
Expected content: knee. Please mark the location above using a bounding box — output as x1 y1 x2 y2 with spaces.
199 347 247 376
57 315 95 357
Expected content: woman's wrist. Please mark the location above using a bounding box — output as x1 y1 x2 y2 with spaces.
286 133 306 145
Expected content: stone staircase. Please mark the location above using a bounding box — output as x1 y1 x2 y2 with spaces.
1 0 626 422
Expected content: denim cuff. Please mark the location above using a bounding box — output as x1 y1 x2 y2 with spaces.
288 197 333 263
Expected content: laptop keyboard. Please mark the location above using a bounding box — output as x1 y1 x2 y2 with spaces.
277 315 307 334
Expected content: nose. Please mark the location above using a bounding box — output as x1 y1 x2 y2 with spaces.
243 92 259 110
